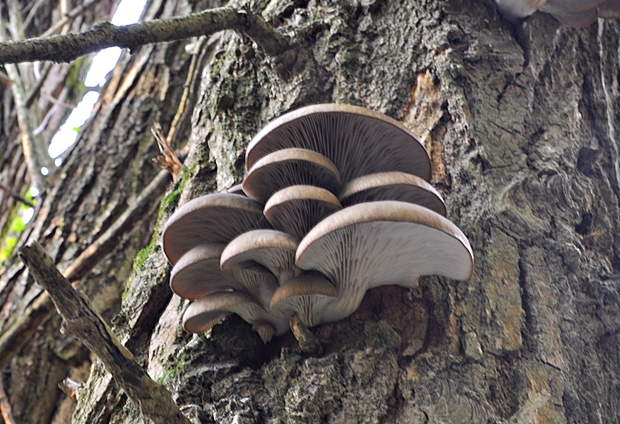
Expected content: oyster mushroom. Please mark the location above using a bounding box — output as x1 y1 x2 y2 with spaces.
496 0 620 26
245 104 431 184
339 171 446 216
264 185 342 240
170 243 278 306
295 201 474 324
221 229 301 285
242 148 341 204
182 291 290 343
162 193 270 265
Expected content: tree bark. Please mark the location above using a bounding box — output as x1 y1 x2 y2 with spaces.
3 0 620 423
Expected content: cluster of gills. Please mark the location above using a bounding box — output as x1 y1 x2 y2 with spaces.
162 104 474 343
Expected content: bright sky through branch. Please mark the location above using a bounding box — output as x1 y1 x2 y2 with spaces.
47 0 148 160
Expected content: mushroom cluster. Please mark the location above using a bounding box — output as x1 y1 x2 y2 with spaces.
162 104 474 343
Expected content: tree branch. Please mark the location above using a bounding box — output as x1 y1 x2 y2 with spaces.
18 242 190 424
0 6 291 64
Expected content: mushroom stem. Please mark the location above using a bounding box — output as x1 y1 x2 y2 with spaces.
290 314 323 356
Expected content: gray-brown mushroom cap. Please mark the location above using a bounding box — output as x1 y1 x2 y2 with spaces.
264 185 342 240
183 291 290 342
162 193 270 265
270 272 338 327
170 243 278 305
221 229 301 285
339 171 446 216
296 201 474 323
245 104 432 183
242 148 341 204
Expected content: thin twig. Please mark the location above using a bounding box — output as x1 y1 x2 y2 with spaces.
0 6 291 64
0 182 35 208
152 124 182 181
19 242 190 424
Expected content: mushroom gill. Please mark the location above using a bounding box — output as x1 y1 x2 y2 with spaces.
295 201 474 324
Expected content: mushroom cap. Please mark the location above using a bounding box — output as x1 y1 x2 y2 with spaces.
296 201 474 321
242 148 341 204
245 104 431 183
162 193 270 265
221 229 301 284
495 0 545 19
183 291 290 341
599 0 620 18
264 185 342 240
540 0 605 14
170 243 278 305
339 171 446 216
227 183 247 196
270 272 338 327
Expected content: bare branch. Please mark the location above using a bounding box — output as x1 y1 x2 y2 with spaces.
0 6 291 64
19 242 190 424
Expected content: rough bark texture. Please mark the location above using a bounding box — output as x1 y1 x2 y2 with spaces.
3 0 620 423
0 0 211 422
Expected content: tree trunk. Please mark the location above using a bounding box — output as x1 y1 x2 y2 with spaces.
3 0 620 422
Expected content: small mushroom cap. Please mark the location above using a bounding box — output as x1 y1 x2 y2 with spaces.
270 272 338 327
264 185 342 240
242 148 341 204
339 171 446 216
495 0 546 19
297 201 473 285
170 244 278 305
227 183 247 196
162 193 270 265
245 104 431 183
183 291 289 340
221 229 301 284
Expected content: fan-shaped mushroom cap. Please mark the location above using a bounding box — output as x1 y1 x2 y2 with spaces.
170 244 278 305
270 273 338 327
339 172 446 216
227 183 247 196
183 292 290 342
495 0 545 19
264 185 342 240
162 193 270 265
296 201 474 323
221 229 301 284
599 0 620 18
242 148 341 204
245 104 431 183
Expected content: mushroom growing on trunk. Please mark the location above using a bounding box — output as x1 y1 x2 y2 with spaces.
295 201 474 324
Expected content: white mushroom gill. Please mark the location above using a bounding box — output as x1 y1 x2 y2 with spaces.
245 104 431 184
339 171 447 216
221 229 302 285
264 185 342 240
242 148 341 204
